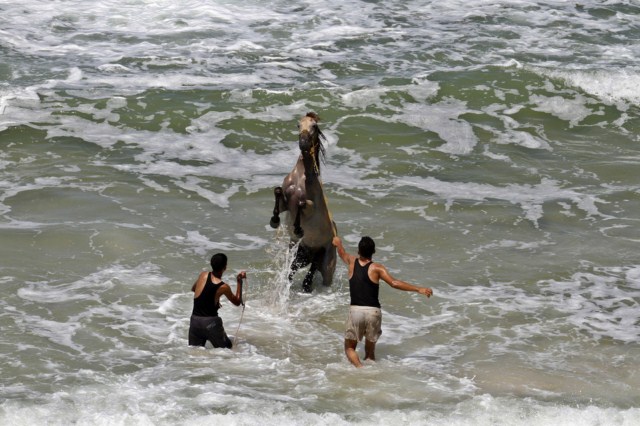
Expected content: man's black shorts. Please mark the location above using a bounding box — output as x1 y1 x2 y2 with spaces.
189 315 232 348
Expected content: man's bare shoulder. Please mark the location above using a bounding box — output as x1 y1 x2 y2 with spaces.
369 261 387 271
194 271 208 283
369 261 392 283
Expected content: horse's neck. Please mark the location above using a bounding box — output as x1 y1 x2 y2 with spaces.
300 154 320 182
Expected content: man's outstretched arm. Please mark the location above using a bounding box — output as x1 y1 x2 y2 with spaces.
376 264 433 297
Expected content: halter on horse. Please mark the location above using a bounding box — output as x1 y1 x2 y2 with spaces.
270 112 337 292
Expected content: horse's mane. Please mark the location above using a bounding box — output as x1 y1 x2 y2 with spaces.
305 112 326 171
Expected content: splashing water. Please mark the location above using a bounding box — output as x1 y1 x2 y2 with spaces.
3 0 640 424
263 227 299 313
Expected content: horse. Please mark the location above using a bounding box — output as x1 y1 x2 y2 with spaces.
270 112 337 292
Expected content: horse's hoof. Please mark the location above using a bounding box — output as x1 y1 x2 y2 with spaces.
302 283 313 293
270 216 280 228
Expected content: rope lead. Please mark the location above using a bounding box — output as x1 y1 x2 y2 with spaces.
232 277 247 351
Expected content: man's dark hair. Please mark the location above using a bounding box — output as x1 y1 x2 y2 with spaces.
358 236 376 259
210 253 228 274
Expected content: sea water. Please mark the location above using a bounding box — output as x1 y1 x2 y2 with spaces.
1 0 640 424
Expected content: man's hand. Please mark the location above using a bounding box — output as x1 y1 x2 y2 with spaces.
418 287 433 298
236 271 246 281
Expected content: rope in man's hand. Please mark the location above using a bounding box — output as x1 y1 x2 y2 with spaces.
232 273 247 351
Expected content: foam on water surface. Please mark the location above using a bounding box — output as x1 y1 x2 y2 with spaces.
2 0 640 424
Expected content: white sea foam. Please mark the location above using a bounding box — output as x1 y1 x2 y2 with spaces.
492 129 552 150
540 266 640 344
3 0 640 423
393 100 478 155
530 94 594 127
13 313 83 352
547 69 640 107
166 230 270 256
397 176 608 226
1 386 638 426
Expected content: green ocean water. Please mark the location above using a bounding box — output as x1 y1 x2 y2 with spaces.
2 1 640 424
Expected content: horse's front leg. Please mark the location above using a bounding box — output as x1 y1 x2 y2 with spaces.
270 187 284 228
293 200 305 238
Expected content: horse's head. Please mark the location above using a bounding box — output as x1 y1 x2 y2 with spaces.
298 112 326 175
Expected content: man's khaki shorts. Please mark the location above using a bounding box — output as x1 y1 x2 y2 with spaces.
345 306 382 343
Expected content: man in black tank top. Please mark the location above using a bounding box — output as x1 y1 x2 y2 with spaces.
333 236 433 368
189 253 245 348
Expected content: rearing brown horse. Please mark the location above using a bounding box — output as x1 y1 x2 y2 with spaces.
270 112 337 292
